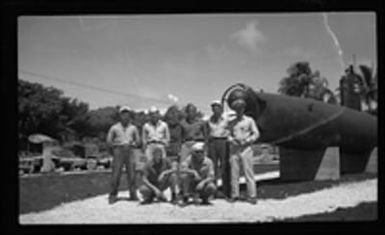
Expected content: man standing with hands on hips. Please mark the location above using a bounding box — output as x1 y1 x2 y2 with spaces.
227 98 259 205
106 106 140 204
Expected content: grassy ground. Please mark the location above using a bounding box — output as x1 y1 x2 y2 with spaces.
19 163 376 220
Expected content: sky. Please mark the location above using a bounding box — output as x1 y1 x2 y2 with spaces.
18 13 376 115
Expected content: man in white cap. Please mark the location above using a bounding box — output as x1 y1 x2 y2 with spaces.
106 106 140 204
205 100 230 198
142 106 170 162
227 98 259 204
179 142 217 206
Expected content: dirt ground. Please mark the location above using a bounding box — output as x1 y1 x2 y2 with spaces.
19 173 377 223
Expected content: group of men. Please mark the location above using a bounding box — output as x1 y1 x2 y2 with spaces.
106 96 260 206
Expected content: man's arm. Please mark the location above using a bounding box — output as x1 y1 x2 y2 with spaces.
141 124 148 148
132 126 141 147
106 126 115 146
180 121 186 142
158 168 177 182
196 160 215 189
158 158 176 181
245 118 260 145
200 120 207 139
203 160 215 183
142 175 161 194
164 123 170 146
203 120 210 147
179 160 201 180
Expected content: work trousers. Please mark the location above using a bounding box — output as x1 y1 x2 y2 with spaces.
179 174 217 200
229 145 256 199
180 141 196 163
208 138 229 183
166 142 182 162
138 173 178 201
110 145 137 198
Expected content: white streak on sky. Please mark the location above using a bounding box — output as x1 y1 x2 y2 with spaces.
323 13 345 72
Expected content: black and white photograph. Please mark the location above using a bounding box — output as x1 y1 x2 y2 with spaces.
17 12 378 224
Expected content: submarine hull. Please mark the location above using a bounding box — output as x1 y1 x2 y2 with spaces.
224 85 377 153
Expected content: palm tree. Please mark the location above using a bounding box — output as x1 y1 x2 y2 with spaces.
357 64 378 114
278 61 337 104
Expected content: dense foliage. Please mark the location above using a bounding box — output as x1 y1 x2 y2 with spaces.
278 61 337 104
18 79 201 150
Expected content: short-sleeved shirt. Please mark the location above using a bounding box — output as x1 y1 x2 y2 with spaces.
143 158 172 185
207 115 229 138
183 156 215 180
106 122 139 146
142 120 170 145
228 115 259 143
181 119 205 141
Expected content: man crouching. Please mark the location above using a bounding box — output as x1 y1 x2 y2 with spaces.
179 142 217 206
139 147 178 204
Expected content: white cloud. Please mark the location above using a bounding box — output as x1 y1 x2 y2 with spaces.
167 93 179 102
231 20 266 53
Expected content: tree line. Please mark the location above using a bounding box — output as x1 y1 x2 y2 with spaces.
277 61 377 114
18 61 377 150
18 79 200 151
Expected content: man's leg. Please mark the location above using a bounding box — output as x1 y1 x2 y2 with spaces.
133 148 145 188
240 147 257 203
179 142 188 163
179 173 194 203
208 140 219 181
198 182 217 204
216 139 229 197
157 173 178 202
168 173 179 202
138 185 155 204
158 143 167 159
180 141 194 163
229 146 241 200
109 147 124 203
124 147 138 200
145 144 154 162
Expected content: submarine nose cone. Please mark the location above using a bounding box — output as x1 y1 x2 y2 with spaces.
227 89 248 109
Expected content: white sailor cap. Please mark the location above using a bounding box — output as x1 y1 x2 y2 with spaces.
119 106 132 113
191 142 205 151
210 100 222 107
148 106 159 114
